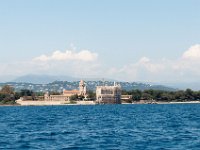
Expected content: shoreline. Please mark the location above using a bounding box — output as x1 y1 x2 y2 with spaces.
1 100 200 106
14 100 96 106
159 101 200 104
130 101 200 104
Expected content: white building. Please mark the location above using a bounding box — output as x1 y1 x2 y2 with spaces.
96 82 121 104
79 80 87 96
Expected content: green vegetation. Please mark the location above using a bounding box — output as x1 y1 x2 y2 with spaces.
123 89 200 102
68 100 77 104
1 83 200 105
69 94 78 101
0 85 16 105
69 94 78 104
49 91 61 95
0 85 45 105
87 90 96 100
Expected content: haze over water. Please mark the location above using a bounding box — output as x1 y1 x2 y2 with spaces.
0 104 200 149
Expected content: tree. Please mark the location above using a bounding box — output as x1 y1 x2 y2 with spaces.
185 88 194 101
19 89 36 100
160 93 171 101
142 93 153 100
14 92 21 100
69 94 78 101
131 90 142 101
185 88 193 96
0 85 16 105
174 90 185 101
154 90 163 100
0 85 14 94
87 90 96 100
20 89 33 97
49 91 61 95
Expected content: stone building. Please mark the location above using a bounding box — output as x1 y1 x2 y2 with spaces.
79 80 87 96
44 80 87 101
121 95 133 103
96 82 121 104
63 89 79 97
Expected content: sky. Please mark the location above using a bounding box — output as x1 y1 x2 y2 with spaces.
0 0 200 83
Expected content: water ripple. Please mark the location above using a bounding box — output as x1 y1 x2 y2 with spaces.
0 104 200 149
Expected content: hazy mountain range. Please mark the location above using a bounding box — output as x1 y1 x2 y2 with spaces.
12 74 115 84
0 74 199 91
12 74 78 84
0 74 176 92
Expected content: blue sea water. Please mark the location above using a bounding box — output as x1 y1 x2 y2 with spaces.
0 104 200 150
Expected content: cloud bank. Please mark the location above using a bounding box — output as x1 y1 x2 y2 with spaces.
1 44 200 83
33 50 98 62
182 44 200 60
0 49 100 80
106 44 200 82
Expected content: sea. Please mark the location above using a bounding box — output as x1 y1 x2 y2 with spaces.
0 104 200 149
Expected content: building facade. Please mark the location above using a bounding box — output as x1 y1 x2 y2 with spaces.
96 82 121 104
79 80 87 96
44 80 87 101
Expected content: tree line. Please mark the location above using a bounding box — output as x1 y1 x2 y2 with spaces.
1 84 200 105
0 85 42 105
122 89 200 102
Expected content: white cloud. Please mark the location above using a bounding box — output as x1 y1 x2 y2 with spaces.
137 57 165 73
105 44 200 82
106 57 166 82
173 44 200 73
33 50 98 62
182 44 200 60
1 44 200 83
0 48 100 82
138 57 150 64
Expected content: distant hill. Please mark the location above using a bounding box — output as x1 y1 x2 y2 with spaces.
0 74 176 92
12 74 79 84
10 74 200 91
82 81 177 92
0 80 177 92
163 82 200 91
1 74 199 91
12 74 116 84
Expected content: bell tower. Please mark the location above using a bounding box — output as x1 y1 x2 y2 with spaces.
79 80 86 96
